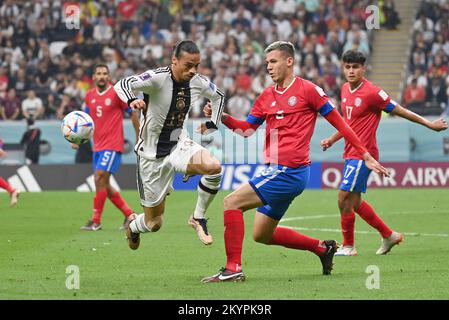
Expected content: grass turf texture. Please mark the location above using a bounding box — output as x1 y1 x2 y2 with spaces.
1 189 448 299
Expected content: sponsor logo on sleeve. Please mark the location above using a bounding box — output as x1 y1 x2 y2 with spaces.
378 90 388 101
139 72 152 81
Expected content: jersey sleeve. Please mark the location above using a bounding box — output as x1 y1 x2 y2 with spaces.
83 92 90 114
113 69 159 105
198 75 225 128
247 94 266 125
372 88 396 113
306 82 335 116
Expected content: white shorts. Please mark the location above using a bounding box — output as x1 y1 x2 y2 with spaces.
136 137 204 207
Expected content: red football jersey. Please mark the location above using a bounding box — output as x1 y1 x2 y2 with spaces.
248 76 334 167
341 79 396 161
84 85 129 152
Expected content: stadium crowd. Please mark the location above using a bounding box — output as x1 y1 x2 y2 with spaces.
404 0 449 116
0 0 399 121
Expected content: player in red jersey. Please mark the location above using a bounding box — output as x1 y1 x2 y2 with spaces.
0 138 20 206
201 42 389 283
79 64 140 231
320 50 448 256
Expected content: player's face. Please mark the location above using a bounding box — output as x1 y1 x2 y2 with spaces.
93 67 110 90
265 50 293 84
343 62 366 85
172 52 200 82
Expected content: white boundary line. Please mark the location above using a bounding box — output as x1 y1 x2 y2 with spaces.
279 212 449 238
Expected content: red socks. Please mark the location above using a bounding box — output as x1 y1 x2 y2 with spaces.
356 201 392 238
269 226 326 256
92 190 108 224
0 177 14 193
109 192 133 217
224 209 244 272
341 212 356 246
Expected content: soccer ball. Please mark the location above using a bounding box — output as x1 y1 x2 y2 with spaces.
61 111 94 145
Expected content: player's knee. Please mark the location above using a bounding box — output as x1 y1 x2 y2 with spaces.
204 162 222 175
338 194 355 213
95 172 108 185
223 194 238 210
252 231 270 244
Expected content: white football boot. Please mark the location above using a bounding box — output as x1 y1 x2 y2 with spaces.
376 231 404 255
334 245 358 256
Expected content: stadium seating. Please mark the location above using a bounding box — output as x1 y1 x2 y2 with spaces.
403 0 449 116
0 0 382 121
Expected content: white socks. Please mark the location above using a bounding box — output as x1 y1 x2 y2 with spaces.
129 213 151 233
193 171 222 219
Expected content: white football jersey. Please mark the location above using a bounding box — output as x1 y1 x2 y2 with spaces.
114 67 225 159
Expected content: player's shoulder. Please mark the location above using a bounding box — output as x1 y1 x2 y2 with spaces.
137 66 170 81
364 79 390 100
298 77 324 93
259 84 276 98
192 73 223 93
191 73 211 86
85 87 96 97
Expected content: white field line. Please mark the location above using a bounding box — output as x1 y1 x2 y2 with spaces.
279 212 449 237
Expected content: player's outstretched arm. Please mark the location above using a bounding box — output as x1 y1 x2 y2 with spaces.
390 104 448 132
324 108 389 176
199 103 259 137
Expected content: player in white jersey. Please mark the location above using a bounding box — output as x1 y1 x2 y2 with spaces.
114 40 225 249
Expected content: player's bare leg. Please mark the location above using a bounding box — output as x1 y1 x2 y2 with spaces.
126 200 165 250
186 149 222 245
0 177 20 207
335 190 361 256
9 189 20 207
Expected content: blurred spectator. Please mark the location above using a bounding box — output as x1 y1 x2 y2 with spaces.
75 140 93 164
22 90 44 120
20 116 41 164
44 93 60 119
0 0 377 120
425 76 447 112
0 88 21 120
0 66 9 99
56 95 79 120
381 0 401 30
226 88 252 120
404 1 449 115
403 78 426 112
407 68 428 88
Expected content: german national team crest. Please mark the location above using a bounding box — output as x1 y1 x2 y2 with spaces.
105 98 111 106
176 99 186 110
288 96 297 106
355 97 362 107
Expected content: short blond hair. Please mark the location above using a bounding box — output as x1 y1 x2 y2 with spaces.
264 41 295 57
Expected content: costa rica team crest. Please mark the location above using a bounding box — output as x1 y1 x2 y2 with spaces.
288 96 297 106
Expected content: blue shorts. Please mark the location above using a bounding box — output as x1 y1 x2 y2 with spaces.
339 159 372 193
248 164 310 221
93 150 122 174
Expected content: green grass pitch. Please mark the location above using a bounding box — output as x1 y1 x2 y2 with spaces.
1 189 448 299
